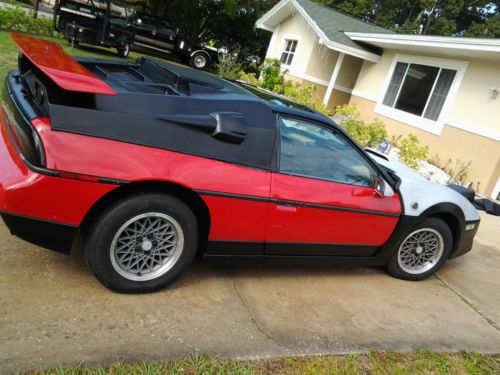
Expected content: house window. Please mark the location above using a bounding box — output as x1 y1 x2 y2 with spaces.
382 62 457 121
280 39 298 66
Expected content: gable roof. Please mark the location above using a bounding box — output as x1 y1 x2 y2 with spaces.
256 0 391 62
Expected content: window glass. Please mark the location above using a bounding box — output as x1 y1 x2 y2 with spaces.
382 62 457 121
279 117 378 187
395 64 439 116
280 40 297 66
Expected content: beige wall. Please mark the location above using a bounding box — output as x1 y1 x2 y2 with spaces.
285 75 351 110
266 14 317 77
350 96 500 197
265 13 363 110
305 45 337 82
354 52 500 136
351 48 500 197
336 55 363 90
450 59 499 132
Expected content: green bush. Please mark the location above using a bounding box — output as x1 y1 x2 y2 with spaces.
237 71 260 86
215 47 242 81
334 104 387 147
0 3 53 36
281 80 329 115
235 59 329 115
259 58 285 92
398 133 429 169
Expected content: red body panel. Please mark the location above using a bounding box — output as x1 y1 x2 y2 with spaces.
11 33 116 95
3 109 271 239
266 173 401 246
202 196 269 241
2 103 401 248
0 109 117 225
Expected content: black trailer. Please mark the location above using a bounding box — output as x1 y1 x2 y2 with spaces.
53 0 219 68
53 0 135 57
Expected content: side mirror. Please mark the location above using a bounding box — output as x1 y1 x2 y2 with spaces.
374 177 394 197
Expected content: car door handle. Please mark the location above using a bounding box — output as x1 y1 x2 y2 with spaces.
276 200 297 207
275 200 299 212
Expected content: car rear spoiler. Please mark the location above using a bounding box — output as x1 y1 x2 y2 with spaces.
11 33 116 95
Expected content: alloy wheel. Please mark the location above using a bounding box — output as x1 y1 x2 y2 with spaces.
109 212 184 281
397 228 444 274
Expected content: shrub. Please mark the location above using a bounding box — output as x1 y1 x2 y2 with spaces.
448 160 472 184
237 71 260 86
281 80 329 115
429 154 472 184
259 58 285 92
398 133 429 169
0 3 53 36
233 59 329 115
215 46 242 81
334 104 387 147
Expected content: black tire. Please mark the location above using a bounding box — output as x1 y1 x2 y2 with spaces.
84 193 199 293
117 42 130 58
387 217 453 281
189 51 209 70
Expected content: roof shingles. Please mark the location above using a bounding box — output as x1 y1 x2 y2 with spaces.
293 0 392 54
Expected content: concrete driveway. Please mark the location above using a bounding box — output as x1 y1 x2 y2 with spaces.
1 212 499 373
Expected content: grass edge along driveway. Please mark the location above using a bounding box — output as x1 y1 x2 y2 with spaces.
20 351 500 374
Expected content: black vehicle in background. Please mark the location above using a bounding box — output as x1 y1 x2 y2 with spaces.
130 13 218 70
53 0 219 69
53 0 134 57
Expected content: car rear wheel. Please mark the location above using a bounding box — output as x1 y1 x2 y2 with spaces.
117 42 130 58
387 217 453 281
84 193 198 293
190 51 208 70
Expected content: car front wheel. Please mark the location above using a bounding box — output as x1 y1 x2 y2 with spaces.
190 51 208 70
84 193 198 293
387 217 453 281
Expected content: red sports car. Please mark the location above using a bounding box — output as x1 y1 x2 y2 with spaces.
1 34 480 292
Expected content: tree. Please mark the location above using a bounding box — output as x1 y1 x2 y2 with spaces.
313 0 500 36
465 14 500 36
141 0 278 59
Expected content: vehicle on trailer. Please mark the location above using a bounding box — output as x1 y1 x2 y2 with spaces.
1 34 480 293
53 0 134 57
129 13 219 70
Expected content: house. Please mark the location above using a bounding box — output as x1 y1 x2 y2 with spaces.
256 0 500 199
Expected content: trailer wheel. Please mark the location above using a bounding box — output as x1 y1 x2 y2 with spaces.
117 42 130 58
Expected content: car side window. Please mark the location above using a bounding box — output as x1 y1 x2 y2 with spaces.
279 116 378 187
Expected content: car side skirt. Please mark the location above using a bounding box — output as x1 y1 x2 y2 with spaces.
1 211 77 254
207 240 379 257
203 254 386 267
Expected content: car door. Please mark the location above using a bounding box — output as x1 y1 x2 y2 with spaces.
154 20 177 50
133 16 157 46
265 115 401 256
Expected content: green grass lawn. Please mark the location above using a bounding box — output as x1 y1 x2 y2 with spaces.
0 30 142 89
22 351 500 374
0 30 138 79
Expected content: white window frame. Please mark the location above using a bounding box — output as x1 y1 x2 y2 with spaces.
280 37 299 68
375 54 468 135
